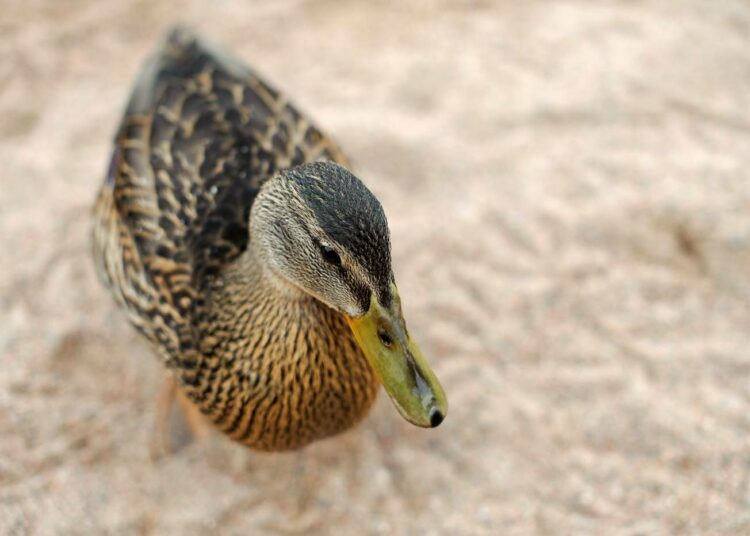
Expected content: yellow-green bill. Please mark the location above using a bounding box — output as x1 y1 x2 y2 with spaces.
347 284 447 428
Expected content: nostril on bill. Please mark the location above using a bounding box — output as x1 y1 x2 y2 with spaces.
377 327 394 347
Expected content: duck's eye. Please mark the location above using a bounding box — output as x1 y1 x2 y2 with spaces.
320 244 341 266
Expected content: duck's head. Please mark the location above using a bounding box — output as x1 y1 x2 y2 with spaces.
250 161 447 428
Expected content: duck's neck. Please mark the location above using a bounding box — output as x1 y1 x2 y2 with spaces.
182 248 379 451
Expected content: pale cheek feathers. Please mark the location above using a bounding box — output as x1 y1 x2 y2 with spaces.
266 238 364 316
307 272 368 317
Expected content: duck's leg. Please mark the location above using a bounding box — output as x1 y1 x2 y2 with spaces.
150 373 210 458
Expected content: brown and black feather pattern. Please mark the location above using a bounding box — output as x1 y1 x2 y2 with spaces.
92 29 377 450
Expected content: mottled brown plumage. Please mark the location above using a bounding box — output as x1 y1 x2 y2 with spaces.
93 28 447 451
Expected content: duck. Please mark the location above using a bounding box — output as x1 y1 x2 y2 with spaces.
92 28 447 451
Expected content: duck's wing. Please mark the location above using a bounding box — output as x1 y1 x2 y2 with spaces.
93 28 349 367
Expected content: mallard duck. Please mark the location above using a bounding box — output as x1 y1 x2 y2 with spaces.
92 28 447 451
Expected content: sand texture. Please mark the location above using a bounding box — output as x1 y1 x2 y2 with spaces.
2 1 750 534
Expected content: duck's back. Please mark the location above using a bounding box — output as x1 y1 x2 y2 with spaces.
93 28 349 365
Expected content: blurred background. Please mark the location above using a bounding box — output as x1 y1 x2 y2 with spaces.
2 0 750 534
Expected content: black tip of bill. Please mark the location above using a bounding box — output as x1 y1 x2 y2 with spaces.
429 407 445 428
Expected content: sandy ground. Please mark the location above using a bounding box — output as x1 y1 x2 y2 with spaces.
2 0 750 534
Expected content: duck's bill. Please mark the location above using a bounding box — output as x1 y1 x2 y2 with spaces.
346 284 448 428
